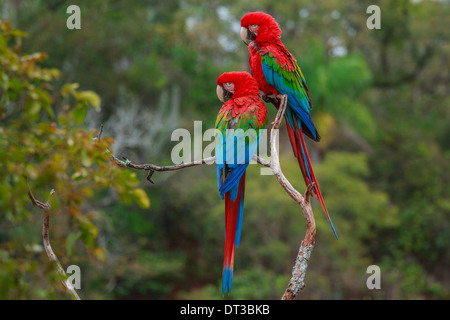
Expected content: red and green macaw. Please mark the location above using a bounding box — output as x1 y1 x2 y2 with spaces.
240 12 338 239
215 71 267 294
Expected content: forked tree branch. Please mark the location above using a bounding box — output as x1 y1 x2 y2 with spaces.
112 95 317 299
27 185 81 300
267 97 316 300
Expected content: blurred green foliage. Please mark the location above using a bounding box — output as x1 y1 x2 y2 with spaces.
0 0 449 300
0 20 149 298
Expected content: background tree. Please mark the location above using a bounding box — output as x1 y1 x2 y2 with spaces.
0 0 448 299
0 20 149 299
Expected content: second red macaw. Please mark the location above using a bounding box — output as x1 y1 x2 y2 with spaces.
240 11 338 239
215 71 267 294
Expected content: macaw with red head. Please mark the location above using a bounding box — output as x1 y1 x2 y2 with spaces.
240 12 338 238
215 71 267 294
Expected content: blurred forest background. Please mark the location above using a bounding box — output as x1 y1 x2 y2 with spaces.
0 0 449 300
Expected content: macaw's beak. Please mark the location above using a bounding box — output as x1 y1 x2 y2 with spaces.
216 85 225 102
240 26 256 45
216 85 233 103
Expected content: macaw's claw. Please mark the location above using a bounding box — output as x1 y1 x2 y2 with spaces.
261 93 283 106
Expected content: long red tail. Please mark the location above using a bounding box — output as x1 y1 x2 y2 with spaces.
222 175 246 294
285 115 338 239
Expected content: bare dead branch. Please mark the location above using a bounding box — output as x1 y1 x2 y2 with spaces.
27 185 81 300
92 123 104 142
112 155 217 184
263 95 317 300
282 183 316 300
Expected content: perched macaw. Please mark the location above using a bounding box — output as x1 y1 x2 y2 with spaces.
240 12 338 239
215 71 267 294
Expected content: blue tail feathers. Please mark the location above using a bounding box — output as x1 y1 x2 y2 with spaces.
222 266 233 295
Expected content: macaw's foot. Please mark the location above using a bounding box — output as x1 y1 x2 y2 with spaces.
261 93 282 105
261 93 270 103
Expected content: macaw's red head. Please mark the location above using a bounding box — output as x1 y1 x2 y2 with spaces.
216 72 260 102
240 12 282 45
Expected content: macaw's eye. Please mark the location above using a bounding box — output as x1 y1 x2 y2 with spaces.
223 82 234 89
248 24 259 35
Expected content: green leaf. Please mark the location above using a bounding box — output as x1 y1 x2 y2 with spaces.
0 34 7 52
134 188 150 209
75 90 101 111
41 103 55 118
25 98 41 121
61 83 79 97
80 150 93 167
75 215 98 248
70 103 88 124
34 88 54 118
9 29 28 38
66 232 81 257
27 99 41 115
